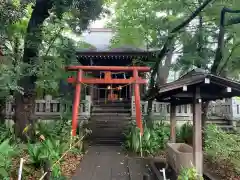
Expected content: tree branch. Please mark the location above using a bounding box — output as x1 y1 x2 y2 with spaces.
211 7 240 74
45 27 64 56
150 0 214 89
218 41 240 75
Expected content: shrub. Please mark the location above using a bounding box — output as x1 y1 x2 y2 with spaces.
27 138 69 178
178 166 203 180
177 122 193 145
205 124 240 173
0 139 18 179
124 121 170 155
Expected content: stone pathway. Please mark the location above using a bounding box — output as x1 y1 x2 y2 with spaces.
72 145 130 180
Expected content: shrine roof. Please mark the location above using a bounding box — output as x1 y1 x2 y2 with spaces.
154 68 240 105
76 46 157 66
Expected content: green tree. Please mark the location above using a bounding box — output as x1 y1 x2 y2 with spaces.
11 0 104 139
109 0 240 125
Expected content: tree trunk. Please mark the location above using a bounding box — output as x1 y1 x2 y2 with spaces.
0 99 5 125
14 0 53 140
147 44 174 126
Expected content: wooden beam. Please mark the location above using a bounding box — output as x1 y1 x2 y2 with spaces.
192 87 203 176
66 65 150 72
172 92 224 99
82 78 145 84
170 103 176 143
68 77 148 84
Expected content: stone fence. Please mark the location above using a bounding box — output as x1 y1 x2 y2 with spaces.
5 95 92 119
5 95 240 121
132 96 240 121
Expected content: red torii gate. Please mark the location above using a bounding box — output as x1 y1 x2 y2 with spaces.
66 65 150 136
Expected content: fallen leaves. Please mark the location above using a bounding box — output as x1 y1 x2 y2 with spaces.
60 153 83 179
10 151 83 180
204 156 240 180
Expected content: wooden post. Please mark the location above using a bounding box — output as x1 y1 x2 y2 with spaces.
170 103 176 143
72 69 83 136
133 69 143 134
193 87 203 176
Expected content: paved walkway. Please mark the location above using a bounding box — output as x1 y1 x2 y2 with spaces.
72 146 131 180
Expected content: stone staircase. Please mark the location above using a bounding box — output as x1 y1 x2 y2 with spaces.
206 118 234 131
89 100 131 145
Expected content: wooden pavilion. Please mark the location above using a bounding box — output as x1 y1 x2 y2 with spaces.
153 68 240 176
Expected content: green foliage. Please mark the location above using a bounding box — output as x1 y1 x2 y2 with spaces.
177 122 193 145
0 124 13 143
25 119 89 177
0 139 18 179
27 139 68 177
204 124 240 172
52 0 104 32
110 0 240 78
124 121 170 155
27 142 47 169
0 0 105 100
178 166 204 180
34 120 71 141
27 120 72 177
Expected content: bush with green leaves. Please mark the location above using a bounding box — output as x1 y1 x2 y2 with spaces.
25 119 89 177
27 138 69 178
177 122 193 145
204 124 240 172
34 120 71 141
0 139 18 179
178 166 204 180
124 121 170 155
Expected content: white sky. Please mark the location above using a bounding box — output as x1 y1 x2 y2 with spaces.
90 19 107 28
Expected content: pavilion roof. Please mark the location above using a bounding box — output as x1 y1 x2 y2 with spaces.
155 68 240 105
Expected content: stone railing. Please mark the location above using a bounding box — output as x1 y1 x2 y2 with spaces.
209 98 240 120
5 95 91 119
131 96 193 120
132 96 240 121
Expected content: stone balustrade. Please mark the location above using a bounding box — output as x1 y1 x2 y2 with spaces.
132 96 240 121
5 95 91 119
131 96 193 120
5 95 240 121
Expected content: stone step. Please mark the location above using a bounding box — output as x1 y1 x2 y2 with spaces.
91 112 131 116
91 126 127 132
92 106 130 109
93 99 131 103
91 135 125 140
93 120 129 125
92 108 131 113
218 125 234 131
206 120 230 125
90 137 124 145
91 136 125 142
91 116 131 121
93 103 131 108
92 123 129 129
91 129 125 135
